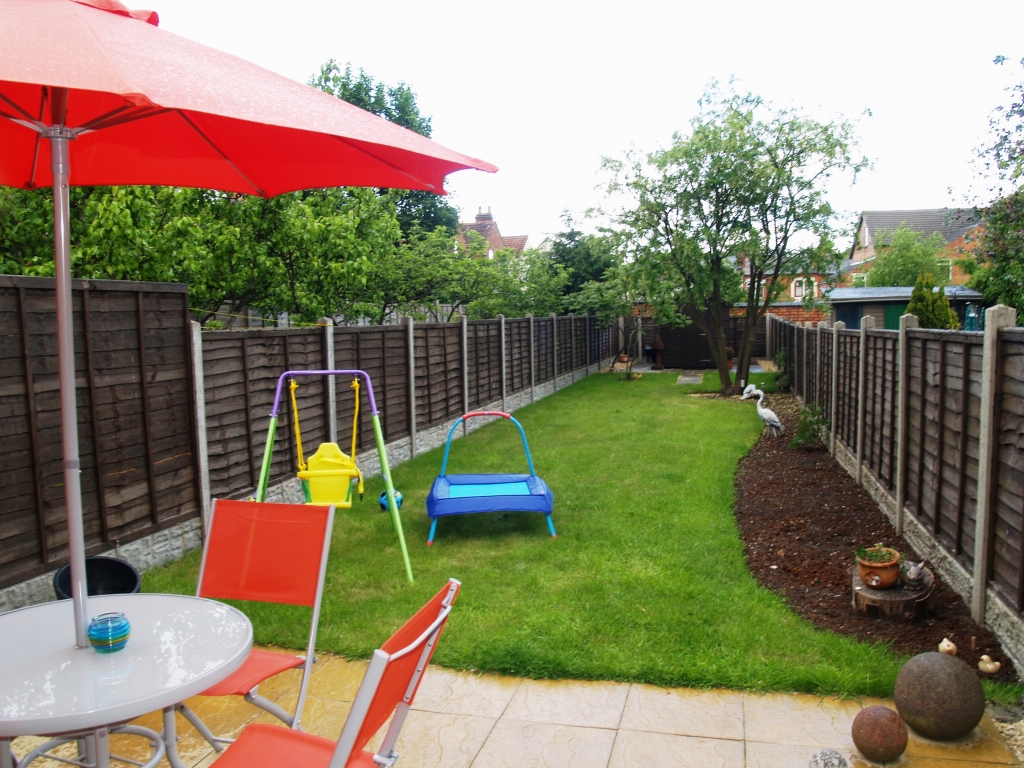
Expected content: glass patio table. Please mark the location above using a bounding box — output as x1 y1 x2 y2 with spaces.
0 593 252 768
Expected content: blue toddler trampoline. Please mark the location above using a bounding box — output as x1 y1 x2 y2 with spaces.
425 411 555 544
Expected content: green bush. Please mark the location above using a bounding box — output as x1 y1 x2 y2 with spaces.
790 404 828 448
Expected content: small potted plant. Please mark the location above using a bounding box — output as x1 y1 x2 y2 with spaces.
855 543 901 589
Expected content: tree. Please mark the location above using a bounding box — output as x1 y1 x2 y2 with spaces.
546 214 615 295
606 85 863 393
968 188 1024 318
309 61 460 235
468 246 569 319
906 273 959 329
865 223 946 287
980 56 1024 194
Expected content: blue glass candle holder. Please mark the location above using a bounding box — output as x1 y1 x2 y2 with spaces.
88 612 131 653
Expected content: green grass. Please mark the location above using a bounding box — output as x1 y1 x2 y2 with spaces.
145 373 1022 702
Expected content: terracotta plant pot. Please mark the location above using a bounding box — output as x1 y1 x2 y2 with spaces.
857 547 900 589
618 354 629 363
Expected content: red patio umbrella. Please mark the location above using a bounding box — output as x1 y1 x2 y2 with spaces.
0 0 496 647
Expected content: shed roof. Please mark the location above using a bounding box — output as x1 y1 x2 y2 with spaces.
827 286 984 303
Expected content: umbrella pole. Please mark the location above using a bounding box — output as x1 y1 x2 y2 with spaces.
48 91 89 647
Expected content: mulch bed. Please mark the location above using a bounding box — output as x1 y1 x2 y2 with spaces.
730 391 1019 686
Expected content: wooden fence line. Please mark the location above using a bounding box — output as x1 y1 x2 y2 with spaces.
767 309 1024 635
0 275 615 594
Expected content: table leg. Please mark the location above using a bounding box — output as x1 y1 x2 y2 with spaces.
93 728 109 768
163 707 187 768
0 738 14 768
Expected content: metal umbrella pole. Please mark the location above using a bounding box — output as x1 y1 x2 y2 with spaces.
47 88 89 648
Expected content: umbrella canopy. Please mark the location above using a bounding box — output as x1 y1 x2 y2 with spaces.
0 0 496 193
0 0 496 648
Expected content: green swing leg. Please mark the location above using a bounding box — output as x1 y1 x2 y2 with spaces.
372 414 414 583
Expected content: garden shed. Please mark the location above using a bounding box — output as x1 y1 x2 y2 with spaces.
827 286 985 330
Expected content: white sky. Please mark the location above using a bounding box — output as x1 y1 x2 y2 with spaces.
155 0 1024 249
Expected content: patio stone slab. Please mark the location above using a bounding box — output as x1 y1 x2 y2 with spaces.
305 655 369 702
619 684 744 741
470 720 616 768
743 691 862 750
388 710 496 768
903 715 1017 763
411 667 521 719
608 728 744 768
502 679 629 729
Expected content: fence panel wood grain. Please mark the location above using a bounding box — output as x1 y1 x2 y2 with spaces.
993 329 1024 609
505 318 530 394
534 317 554 384
0 277 199 590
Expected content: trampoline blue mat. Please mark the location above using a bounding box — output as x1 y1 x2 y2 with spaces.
426 473 554 518
448 482 531 498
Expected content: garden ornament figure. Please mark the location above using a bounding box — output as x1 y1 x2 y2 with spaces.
938 638 957 656
741 387 784 437
978 655 1001 674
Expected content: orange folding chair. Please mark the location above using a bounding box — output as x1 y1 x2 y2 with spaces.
174 499 335 750
208 578 461 768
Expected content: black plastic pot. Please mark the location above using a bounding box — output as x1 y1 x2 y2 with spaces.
53 555 141 600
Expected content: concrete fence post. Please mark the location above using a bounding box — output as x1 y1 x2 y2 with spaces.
528 314 536 402
766 314 772 360
972 304 1018 623
856 315 874 483
551 313 559 391
461 314 469 436
406 315 417 460
830 321 845 456
895 313 919 536
190 321 211 530
815 320 827 407
321 317 338 444
499 314 507 411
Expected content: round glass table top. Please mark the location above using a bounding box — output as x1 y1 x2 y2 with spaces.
0 593 252 736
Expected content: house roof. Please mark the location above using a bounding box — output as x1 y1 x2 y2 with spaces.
826 286 984 304
457 208 528 254
502 235 528 253
859 208 983 248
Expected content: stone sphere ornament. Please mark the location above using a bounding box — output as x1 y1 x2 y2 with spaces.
851 706 908 763
894 652 985 740
809 748 848 768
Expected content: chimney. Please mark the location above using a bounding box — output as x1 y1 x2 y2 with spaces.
475 207 493 222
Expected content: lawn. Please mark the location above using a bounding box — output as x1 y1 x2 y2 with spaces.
145 372 938 697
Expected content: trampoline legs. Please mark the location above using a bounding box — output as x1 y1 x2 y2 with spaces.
546 514 557 538
427 519 438 545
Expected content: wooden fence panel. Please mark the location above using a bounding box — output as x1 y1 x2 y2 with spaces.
414 324 462 429
992 329 1024 609
863 331 899 492
467 320 501 408
556 316 572 375
572 316 587 369
836 330 860 448
819 329 833 423
505 319 530 394
334 325 410 451
534 317 554 384
0 277 199 590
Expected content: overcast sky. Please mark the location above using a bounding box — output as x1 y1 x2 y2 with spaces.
155 0 1024 249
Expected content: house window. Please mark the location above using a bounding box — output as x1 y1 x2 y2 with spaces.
852 273 867 287
793 279 804 299
936 259 952 282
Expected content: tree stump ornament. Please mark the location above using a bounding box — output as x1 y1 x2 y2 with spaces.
851 706 908 763
894 652 985 740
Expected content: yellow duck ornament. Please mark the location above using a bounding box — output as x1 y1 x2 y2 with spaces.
978 655 1001 675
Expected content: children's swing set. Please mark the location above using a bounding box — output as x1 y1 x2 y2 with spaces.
254 370 414 583
425 411 555 545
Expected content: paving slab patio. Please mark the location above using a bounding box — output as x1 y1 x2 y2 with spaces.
9 650 1019 767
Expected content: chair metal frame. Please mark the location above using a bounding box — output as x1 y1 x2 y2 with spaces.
207 579 461 768
173 498 335 754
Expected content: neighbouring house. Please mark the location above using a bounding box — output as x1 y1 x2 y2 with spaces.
841 208 984 287
458 207 528 257
827 286 985 330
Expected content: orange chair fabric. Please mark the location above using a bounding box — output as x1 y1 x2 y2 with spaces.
346 580 460 762
199 499 332 607
200 649 304 697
